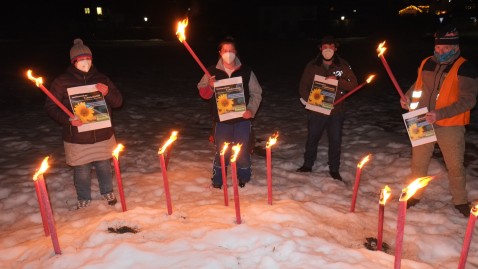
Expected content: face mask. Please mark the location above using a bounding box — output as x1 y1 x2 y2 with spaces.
322 48 334 60
434 49 456 63
75 58 92 72
221 52 236 64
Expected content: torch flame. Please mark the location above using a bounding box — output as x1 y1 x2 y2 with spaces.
357 154 371 169
399 176 434 201
112 143 124 159
33 156 50 181
377 41 387 57
158 131 178 155
379 185 392 205
176 18 188 43
231 144 242 162
471 204 478 217
220 142 230 156
366 75 375 84
266 132 279 148
27 70 43 87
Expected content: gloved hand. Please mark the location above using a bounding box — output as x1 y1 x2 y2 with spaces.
400 96 410 110
69 116 83 126
243 110 252 119
96 83 109 96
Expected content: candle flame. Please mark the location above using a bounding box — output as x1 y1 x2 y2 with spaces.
357 154 371 169
399 176 434 201
377 41 387 57
26 70 43 87
176 18 188 42
112 143 124 159
366 75 375 83
379 185 391 205
158 131 178 155
231 144 242 162
266 132 279 148
33 156 50 181
472 204 478 217
220 142 230 156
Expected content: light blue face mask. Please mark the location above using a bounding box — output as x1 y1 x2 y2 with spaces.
434 49 456 63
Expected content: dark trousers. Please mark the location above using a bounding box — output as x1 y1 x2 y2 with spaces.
303 112 344 172
212 121 252 186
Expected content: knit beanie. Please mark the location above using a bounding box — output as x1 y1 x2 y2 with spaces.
70 38 92 63
434 24 459 45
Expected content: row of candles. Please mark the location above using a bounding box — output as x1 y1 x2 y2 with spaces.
27 18 473 267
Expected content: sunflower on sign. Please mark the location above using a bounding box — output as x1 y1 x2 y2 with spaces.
308 88 325 106
408 123 425 140
216 94 234 115
74 102 96 123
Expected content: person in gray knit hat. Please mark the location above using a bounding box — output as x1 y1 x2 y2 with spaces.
400 24 478 217
45 38 123 209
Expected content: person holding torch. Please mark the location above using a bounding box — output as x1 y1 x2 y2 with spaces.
197 36 262 189
296 35 358 181
399 24 478 217
45 39 123 209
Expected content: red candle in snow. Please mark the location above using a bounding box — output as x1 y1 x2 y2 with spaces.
220 142 230 206
33 178 49 236
377 185 391 251
33 157 61 255
112 144 127 212
350 154 372 212
231 144 242 224
376 42 406 100
457 205 478 269
266 132 279 205
394 176 434 269
158 131 178 215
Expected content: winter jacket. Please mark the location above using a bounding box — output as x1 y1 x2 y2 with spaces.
45 65 123 144
299 55 358 114
406 53 478 126
197 58 262 123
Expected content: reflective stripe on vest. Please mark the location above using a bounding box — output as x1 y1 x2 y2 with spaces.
410 56 432 110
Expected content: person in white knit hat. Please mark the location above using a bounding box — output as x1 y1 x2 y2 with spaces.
45 38 123 209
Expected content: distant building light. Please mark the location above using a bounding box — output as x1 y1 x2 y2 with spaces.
470 16 477 23
439 17 444 23
353 9 357 13
144 17 148 22
97 7 103 16
340 16 345 21
84 8 90 15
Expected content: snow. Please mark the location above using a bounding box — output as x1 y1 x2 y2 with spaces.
0 38 477 269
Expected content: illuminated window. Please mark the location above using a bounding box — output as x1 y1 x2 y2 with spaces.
84 8 90 14
97 7 103 15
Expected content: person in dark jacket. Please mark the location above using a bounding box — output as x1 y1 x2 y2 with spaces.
197 37 262 189
45 38 123 209
296 35 358 180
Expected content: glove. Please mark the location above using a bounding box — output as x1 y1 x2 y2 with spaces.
69 116 83 127
96 83 109 96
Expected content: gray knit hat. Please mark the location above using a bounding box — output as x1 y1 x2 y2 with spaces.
70 38 92 63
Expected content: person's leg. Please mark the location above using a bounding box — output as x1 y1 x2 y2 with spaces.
436 126 468 205
212 122 233 187
326 113 344 173
302 112 327 169
234 121 252 185
74 163 93 208
93 159 117 205
408 141 435 201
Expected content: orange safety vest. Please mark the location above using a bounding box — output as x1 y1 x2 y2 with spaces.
413 56 469 126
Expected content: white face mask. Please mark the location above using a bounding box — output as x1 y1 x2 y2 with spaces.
221 52 236 65
322 48 334 60
75 59 92 72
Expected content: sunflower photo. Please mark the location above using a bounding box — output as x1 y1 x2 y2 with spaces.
214 76 246 122
67 84 112 132
305 75 337 115
402 107 437 147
